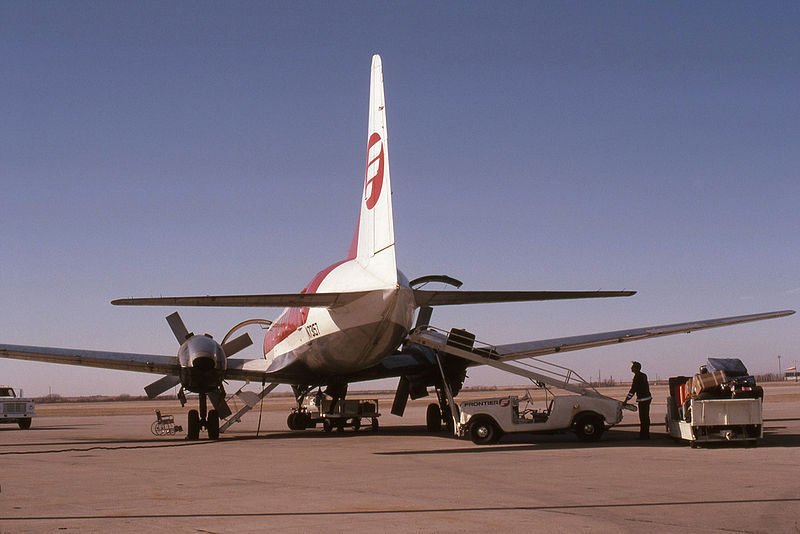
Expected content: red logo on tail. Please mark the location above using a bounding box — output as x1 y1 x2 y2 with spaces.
365 132 384 210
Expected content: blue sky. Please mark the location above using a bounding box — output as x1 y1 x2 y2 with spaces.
2 2 798 396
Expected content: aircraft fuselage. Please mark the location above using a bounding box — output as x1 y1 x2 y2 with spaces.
263 260 415 378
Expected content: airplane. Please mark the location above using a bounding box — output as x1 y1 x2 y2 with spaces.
1 55 794 439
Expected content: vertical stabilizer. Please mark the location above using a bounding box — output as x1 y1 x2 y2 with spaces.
350 54 397 287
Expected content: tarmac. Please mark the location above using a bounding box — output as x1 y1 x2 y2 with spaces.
1 383 799 533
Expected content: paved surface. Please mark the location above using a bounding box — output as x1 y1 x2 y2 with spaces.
1 383 799 533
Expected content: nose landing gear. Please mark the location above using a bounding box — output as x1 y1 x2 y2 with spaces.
186 392 220 440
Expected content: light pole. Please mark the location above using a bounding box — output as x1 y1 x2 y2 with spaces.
777 355 782 380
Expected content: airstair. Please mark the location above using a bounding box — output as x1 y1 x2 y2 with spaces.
407 326 605 397
219 382 280 433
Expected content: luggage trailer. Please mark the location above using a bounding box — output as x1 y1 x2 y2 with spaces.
666 397 762 447
665 372 763 447
407 327 632 444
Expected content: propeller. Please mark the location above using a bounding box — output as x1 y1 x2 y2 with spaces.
145 312 253 421
391 275 464 417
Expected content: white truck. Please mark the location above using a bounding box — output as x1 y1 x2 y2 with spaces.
407 326 629 445
458 391 624 445
0 386 35 429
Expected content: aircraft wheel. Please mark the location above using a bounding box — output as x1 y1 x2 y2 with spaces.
207 410 220 440
574 413 604 442
302 413 315 429
287 412 299 430
187 410 201 440
18 418 31 430
442 405 454 432
470 417 500 445
426 403 442 432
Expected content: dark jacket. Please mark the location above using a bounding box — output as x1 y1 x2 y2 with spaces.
626 371 652 402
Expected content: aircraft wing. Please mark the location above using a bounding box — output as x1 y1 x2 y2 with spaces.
487 310 795 362
111 291 372 308
412 290 636 306
0 344 285 384
0 344 181 375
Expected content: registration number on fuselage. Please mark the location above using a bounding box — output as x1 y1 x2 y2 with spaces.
305 323 321 338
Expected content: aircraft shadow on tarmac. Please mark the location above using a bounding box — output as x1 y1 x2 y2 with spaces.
0 423 104 432
4 424 798 454
6 497 800 522
0 437 215 454
223 424 800 451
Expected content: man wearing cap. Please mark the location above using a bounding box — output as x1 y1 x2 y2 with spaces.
624 361 652 440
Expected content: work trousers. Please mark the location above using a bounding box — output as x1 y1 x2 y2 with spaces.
638 399 651 439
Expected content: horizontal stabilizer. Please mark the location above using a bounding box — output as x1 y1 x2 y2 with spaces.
413 290 636 307
112 291 373 308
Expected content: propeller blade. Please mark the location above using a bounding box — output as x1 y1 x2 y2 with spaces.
391 376 410 416
166 312 191 343
144 375 181 399
221 333 253 357
414 306 433 329
208 390 232 419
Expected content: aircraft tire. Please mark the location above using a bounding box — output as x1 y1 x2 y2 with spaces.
187 410 200 440
426 403 442 432
207 410 220 440
302 413 315 429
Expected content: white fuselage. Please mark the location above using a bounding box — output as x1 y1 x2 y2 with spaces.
262 260 415 376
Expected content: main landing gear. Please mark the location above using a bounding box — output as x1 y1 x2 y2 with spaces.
425 388 454 433
186 392 220 440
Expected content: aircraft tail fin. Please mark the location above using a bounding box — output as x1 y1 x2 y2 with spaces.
347 54 397 287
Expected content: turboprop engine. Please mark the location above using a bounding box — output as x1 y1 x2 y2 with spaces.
177 333 227 393
144 311 253 439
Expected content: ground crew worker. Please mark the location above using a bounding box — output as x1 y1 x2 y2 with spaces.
624 361 652 440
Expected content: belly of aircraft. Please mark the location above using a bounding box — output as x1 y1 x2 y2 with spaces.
302 320 407 374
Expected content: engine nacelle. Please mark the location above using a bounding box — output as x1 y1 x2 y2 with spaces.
177 334 227 393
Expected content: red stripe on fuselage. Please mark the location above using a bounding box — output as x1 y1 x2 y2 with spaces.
262 258 350 355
